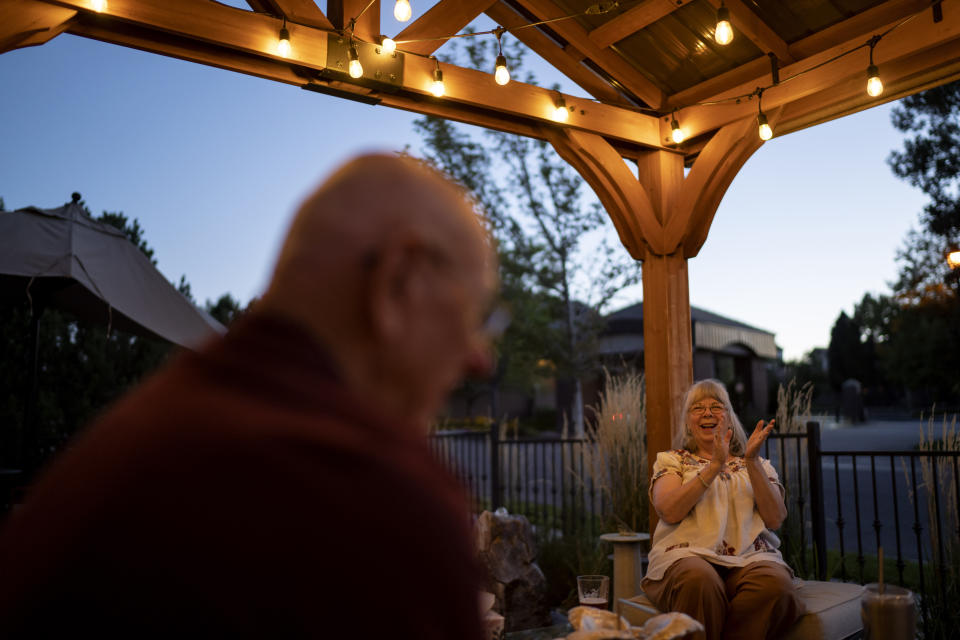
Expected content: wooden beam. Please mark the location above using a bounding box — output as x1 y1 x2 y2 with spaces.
670 0 929 110
0 0 75 53
37 0 664 149
673 110 777 257
510 0 666 108
327 0 378 42
673 4 960 141
545 127 659 258
588 0 677 49
777 38 960 137
250 0 335 31
666 55 769 110
789 0 930 60
394 0 493 56
705 0 791 62
486 1 631 106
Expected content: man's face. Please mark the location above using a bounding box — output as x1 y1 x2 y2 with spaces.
386 236 498 429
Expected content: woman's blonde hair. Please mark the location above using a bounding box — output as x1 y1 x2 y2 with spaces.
675 379 748 456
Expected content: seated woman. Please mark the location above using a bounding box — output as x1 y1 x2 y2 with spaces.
640 379 805 640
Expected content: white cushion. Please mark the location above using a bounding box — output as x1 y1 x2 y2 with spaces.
780 580 864 640
620 580 865 640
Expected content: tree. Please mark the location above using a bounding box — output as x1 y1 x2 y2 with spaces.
414 35 641 433
881 81 960 402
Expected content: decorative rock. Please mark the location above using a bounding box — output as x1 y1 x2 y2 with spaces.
475 510 551 631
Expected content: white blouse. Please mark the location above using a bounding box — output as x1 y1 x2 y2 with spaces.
644 449 789 582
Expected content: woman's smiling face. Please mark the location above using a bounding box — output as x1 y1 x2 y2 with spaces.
688 397 728 454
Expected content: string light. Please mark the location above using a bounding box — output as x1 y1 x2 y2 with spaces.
91 0 107 11
948 250 960 269
756 90 772 140
494 28 510 86
866 36 883 97
671 114 684 144
348 42 363 78
380 36 396 55
430 57 445 97
277 19 291 58
552 95 570 123
394 0 412 22
715 3 733 46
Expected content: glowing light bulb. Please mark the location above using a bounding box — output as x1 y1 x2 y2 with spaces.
380 37 396 55
348 45 363 78
715 6 733 45
866 65 883 97
948 250 960 268
757 112 772 140
277 28 291 58
671 118 684 144
494 55 510 86
552 99 569 123
430 68 445 97
91 0 107 11
394 0 412 22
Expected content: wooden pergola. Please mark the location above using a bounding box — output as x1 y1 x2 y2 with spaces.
4 0 959 488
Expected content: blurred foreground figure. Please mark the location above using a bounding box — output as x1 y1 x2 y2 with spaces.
0 155 496 639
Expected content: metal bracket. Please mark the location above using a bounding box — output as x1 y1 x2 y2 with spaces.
322 32 404 90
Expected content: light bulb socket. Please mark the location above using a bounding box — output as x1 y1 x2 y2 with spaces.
495 55 507 71
279 27 290 41
718 6 730 22
433 67 443 83
671 118 680 131
757 112 768 127
349 45 359 62
866 64 879 80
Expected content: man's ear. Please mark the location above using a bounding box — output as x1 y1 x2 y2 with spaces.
365 239 429 342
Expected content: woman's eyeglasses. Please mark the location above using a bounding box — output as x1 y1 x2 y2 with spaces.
689 403 726 416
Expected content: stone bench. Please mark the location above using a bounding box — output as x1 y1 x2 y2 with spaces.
619 580 865 640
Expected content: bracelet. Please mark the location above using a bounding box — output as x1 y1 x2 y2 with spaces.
696 472 710 489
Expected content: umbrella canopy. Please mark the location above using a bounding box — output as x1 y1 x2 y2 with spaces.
0 196 224 349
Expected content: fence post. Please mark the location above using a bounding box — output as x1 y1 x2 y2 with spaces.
489 421 502 511
807 421 827 581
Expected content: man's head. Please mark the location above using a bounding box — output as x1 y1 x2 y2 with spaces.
260 154 498 429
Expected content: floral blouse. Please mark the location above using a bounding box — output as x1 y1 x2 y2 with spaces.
642 449 789 582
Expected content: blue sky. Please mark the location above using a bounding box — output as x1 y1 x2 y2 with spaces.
0 9 928 361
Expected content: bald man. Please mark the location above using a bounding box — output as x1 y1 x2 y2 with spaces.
0 155 496 638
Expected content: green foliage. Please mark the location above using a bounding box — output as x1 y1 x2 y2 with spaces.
413 35 640 425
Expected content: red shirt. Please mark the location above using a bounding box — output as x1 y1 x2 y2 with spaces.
0 313 483 639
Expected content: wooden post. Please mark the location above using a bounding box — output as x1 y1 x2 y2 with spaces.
547 115 773 533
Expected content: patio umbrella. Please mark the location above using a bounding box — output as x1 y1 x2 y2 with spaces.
0 194 224 347
0 194 225 477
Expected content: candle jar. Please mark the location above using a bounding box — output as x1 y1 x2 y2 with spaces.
861 583 916 640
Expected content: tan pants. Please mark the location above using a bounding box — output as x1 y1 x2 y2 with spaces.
640 557 805 640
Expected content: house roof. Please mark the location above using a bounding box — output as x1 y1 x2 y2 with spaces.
604 301 775 335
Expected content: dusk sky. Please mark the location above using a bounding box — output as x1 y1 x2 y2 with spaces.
0 4 929 361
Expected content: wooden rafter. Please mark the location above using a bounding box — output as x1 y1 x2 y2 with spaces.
247 0 334 31
485 1 631 106
670 0 929 109
327 0 379 42
705 0 791 62
0 0 74 53
508 0 666 108
666 2 960 142
588 0 678 49
394 0 494 56
24 0 662 150
777 38 960 137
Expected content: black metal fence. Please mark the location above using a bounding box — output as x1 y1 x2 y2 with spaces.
430 422 960 636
